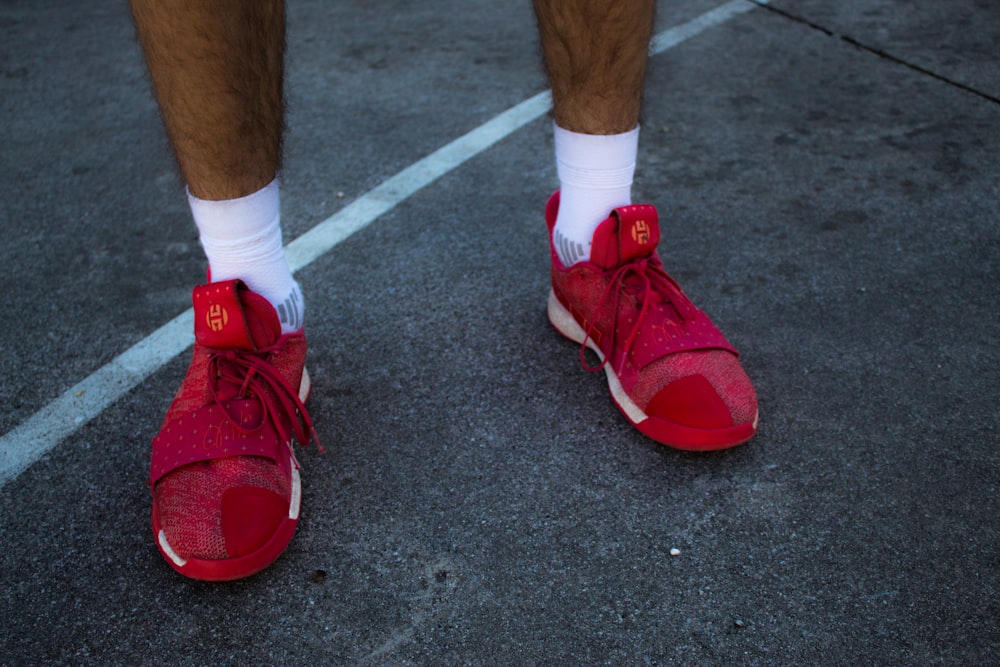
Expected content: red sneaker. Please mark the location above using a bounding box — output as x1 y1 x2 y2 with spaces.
150 280 318 580
546 192 758 451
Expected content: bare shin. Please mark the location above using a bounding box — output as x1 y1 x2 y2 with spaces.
533 0 655 135
130 0 286 200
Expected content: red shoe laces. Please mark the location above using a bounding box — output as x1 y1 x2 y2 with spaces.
208 343 322 463
580 256 698 374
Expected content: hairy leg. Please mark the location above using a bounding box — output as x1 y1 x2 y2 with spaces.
533 0 656 135
133 1 312 580
536 2 759 450
130 0 285 200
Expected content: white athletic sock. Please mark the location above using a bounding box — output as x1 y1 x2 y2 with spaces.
552 123 639 266
188 178 304 334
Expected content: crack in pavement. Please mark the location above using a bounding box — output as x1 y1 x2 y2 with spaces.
748 0 1000 106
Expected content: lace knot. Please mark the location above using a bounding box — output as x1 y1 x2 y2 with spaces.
579 257 696 374
207 344 322 458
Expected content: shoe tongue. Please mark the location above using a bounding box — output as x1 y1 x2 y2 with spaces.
193 280 280 350
590 204 660 269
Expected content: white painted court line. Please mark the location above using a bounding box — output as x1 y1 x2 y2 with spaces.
0 0 759 486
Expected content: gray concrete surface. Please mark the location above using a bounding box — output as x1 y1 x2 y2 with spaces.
1 0 998 664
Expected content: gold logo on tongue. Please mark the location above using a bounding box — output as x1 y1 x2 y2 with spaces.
632 220 650 244
206 304 229 332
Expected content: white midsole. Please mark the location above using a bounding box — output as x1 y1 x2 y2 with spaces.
159 530 188 567
547 289 648 425
288 467 301 520
299 367 311 402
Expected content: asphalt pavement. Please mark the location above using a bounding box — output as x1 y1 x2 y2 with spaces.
1 0 998 664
